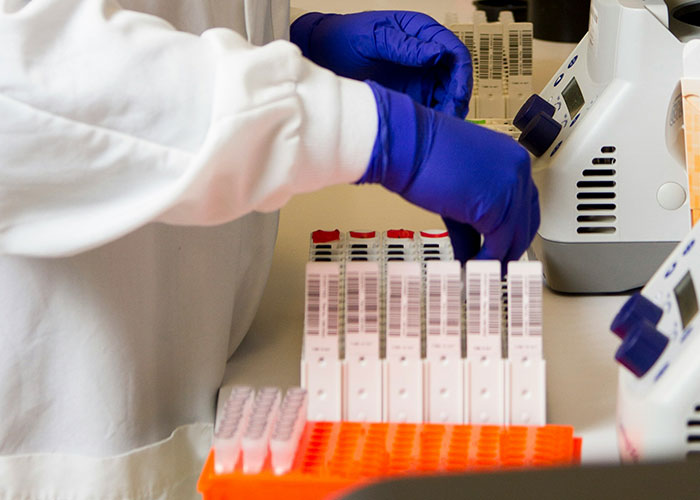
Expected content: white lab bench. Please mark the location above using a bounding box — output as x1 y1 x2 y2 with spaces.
220 33 629 465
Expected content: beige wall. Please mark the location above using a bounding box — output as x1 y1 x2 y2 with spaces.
291 0 476 24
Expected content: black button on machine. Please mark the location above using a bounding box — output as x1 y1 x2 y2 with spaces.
514 94 563 157
610 293 668 378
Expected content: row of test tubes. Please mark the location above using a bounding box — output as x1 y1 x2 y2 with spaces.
213 386 308 476
301 229 545 427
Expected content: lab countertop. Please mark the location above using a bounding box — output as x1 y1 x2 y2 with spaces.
221 38 626 464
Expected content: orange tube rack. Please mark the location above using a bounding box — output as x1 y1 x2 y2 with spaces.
198 421 582 500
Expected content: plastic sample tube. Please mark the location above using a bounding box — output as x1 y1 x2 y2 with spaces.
270 388 308 475
213 386 254 474
242 387 282 474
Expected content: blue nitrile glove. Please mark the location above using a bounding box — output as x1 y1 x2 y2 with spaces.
291 11 473 119
359 82 540 267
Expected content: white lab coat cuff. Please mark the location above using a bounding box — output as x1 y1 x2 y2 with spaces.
294 60 379 192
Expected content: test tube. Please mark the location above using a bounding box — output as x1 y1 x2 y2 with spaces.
270 388 309 475
242 387 282 474
213 385 254 474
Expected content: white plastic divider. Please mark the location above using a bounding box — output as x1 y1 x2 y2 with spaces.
466 260 506 424
343 260 383 422
301 261 343 421
383 260 424 423
507 261 546 425
425 260 464 423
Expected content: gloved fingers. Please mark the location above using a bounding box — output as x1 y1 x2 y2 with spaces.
433 59 472 118
474 181 529 265
425 35 472 117
368 26 447 68
443 217 481 264
500 180 539 265
502 216 532 264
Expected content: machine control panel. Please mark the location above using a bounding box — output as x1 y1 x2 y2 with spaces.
513 35 602 158
611 224 700 382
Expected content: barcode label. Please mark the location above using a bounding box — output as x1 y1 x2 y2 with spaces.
304 263 341 338
466 260 502 358
388 275 402 336
305 272 321 336
345 271 360 335
407 276 421 337
466 271 481 337
364 273 379 334
492 34 503 80
526 272 543 337
487 271 501 337
464 32 475 54
386 263 422 338
507 262 543 338
507 27 533 78
522 30 533 76
427 263 462 337
345 263 380 336
327 275 339 336
427 275 441 336
509 275 524 336
509 31 519 77
479 34 490 81
466 264 501 338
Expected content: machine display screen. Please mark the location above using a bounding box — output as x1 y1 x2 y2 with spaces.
562 77 585 117
674 272 698 329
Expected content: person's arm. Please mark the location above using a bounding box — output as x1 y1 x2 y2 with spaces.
0 0 377 257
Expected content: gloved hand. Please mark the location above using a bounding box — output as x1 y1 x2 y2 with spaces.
291 11 472 118
359 82 540 267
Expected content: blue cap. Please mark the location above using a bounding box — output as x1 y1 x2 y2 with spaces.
514 94 556 131
518 112 562 157
614 320 669 377
610 293 663 340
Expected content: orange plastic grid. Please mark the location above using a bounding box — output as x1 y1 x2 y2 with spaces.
198 421 581 500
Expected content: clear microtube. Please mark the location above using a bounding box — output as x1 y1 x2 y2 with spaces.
270 388 308 475
213 386 254 474
242 387 282 474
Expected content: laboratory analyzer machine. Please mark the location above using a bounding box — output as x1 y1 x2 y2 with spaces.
610 220 700 462
515 0 700 293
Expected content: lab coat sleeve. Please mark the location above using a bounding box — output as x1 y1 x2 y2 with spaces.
0 0 378 257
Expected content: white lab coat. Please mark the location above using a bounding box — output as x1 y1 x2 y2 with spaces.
0 1 378 498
